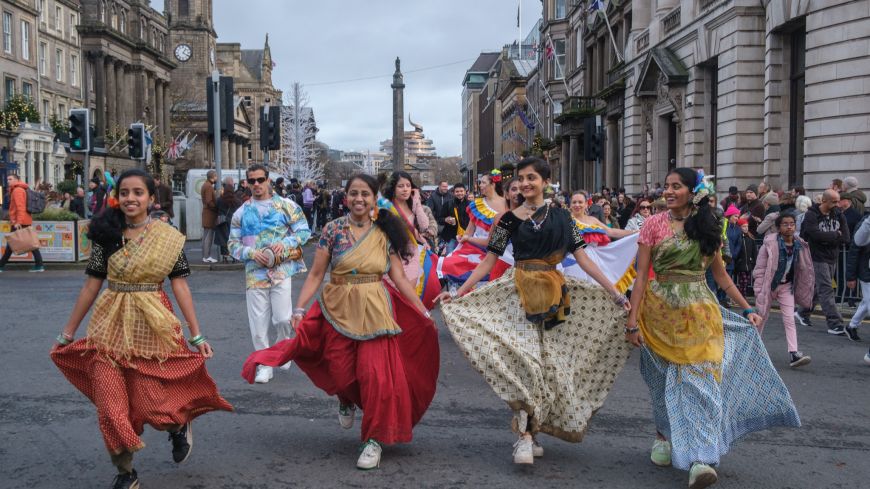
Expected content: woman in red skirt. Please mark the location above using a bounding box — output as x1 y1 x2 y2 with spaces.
51 169 232 489
241 173 439 470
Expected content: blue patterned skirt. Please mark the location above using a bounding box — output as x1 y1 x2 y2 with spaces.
640 308 800 470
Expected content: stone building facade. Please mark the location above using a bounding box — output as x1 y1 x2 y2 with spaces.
165 0 276 174
78 0 173 145
216 36 280 165
460 52 498 185
36 0 84 123
618 0 868 194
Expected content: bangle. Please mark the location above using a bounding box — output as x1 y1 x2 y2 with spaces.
56 333 72 345
188 335 206 346
613 294 629 306
293 307 305 316
742 308 756 318
624 327 639 335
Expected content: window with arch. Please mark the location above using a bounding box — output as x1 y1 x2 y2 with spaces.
99 1 107 23
179 0 189 16
140 18 147 41
110 6 117 30
119 10 126 34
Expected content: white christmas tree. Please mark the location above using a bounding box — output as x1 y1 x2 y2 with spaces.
280 82 323 182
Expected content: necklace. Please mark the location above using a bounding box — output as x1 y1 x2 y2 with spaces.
529 204 550 233
667 210 689 222
121 221 150 257
522 201 543 212
348 216 369 228
126 216 152 229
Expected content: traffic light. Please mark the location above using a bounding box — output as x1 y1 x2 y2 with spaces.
591 131 602 160
206 75 234 137
127 123 146 160
68 108 90 152
259 105 281 151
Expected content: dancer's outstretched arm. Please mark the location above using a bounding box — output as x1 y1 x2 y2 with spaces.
290 247 330 329
171 277 213 358
55 276 103 346
435 252 499 304
572 247 631 312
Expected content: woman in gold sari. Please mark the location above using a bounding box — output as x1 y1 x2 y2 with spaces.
51 169 232 489
241 174 438 471
436 157 631 466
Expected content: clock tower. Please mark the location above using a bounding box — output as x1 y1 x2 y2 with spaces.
165 0 218 106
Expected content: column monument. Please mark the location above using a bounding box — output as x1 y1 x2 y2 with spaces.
391 57 405 172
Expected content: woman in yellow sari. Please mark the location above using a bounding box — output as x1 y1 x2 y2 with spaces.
51 169 232 489
242 174 438 471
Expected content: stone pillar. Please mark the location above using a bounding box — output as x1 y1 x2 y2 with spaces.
221 137 230 169
605 120 618 188
237 140 245 167
143 71 153 124
105 57 116 132
632 1 650 34
93 53 106 137
391 57 405 171
162 81 171 139
132 67 144 123
155 81 164 138
561 137 570 190
569 135 580 192
228 139 236 168
114 61 124 127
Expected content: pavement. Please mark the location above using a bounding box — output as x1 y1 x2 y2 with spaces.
0 240 868 488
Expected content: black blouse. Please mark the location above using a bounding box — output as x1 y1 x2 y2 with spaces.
487 206 586 260
85 240 191 280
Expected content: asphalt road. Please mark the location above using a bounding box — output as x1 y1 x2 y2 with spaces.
1 243 868 489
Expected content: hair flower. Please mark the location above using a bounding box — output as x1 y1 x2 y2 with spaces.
489 169 502 183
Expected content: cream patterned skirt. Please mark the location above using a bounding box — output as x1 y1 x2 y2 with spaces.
440 268 631 442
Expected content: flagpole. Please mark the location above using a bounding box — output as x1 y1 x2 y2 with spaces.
597 2 623 64
546 31 571 96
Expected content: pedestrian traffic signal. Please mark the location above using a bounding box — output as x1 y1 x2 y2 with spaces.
591 131 602 160
206 75 235 137
127 123 146 160
259 105 281 151
68 108 90 153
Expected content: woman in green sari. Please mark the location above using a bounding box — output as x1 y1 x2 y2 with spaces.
625 168 799 489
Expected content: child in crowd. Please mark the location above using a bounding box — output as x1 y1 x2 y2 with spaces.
733 218 757 298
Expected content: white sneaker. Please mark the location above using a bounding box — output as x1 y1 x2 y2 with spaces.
254 366 274 384
356 439 381 470
202 257 217 263
864 351 870 366
338 403 356 430
532 437 543 457
513 434 534 464
279 361 293 371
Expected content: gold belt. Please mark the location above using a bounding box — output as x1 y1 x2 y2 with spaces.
108 281 161 292
656 273 706 283
330 274 381 285
515 261 557 272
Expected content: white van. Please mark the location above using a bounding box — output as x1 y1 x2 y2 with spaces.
182 168 287 240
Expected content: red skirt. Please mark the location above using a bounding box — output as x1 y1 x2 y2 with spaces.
241 282 440 445
50 291 233 455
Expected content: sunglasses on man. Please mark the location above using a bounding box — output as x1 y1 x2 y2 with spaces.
247 177 268 185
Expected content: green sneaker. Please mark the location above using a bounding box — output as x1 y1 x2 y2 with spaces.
650 438 671 467
689 462 718 489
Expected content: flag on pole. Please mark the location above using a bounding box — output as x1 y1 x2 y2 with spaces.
545 41 554 60
517 4 520 28
589 0 604 12
518 108 535 130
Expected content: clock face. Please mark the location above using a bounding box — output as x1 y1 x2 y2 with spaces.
174 44 192 62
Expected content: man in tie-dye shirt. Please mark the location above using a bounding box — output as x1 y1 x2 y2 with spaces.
229 164 311 384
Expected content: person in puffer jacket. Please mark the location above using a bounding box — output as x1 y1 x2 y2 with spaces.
753 213 815 368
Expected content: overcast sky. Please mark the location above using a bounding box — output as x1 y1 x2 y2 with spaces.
153 0 541 156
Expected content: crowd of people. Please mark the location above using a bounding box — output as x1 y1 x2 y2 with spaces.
10 158 861 489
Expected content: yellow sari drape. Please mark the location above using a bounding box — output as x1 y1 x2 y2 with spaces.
86 222 186 362
320 226 402 340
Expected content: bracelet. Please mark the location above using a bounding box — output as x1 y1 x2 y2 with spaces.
624 327 639 335
742 308 756 318
613 294 629 307
188 335 206 346
293 307 305 315
56 333 72 345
